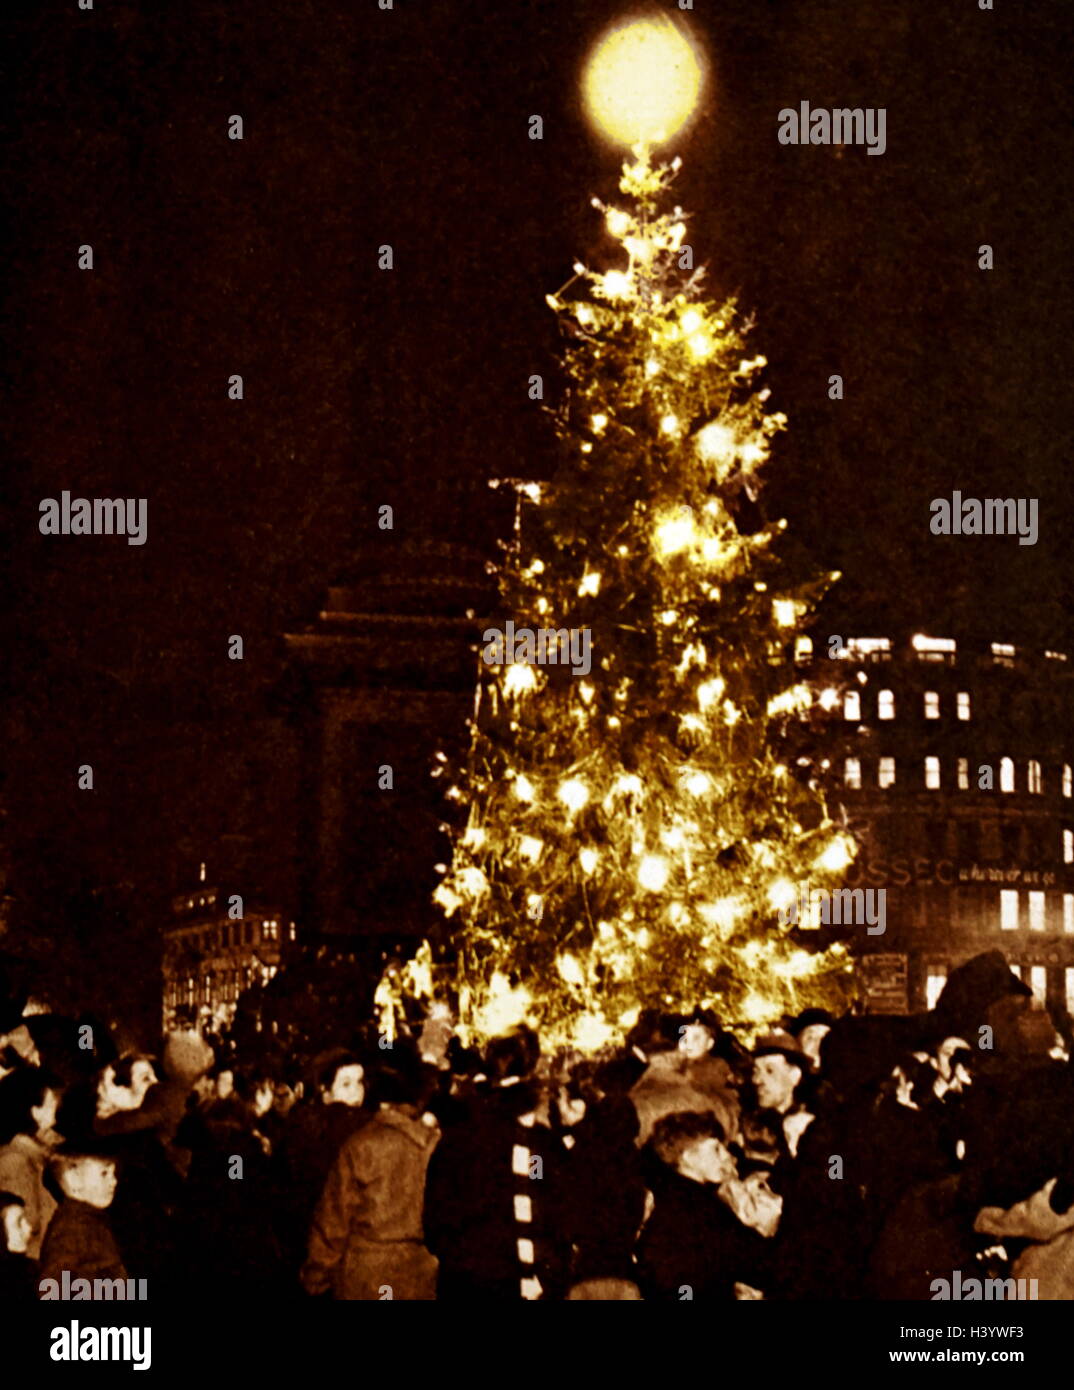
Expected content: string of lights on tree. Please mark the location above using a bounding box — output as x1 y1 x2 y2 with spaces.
377 17 858 1052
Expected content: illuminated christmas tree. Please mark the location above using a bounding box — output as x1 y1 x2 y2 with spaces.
382 148 856 1052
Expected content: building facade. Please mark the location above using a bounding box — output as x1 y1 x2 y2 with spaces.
283 538 495 945
797 631 1074 1021
162 866 296 1032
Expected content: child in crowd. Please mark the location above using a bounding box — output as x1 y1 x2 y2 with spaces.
38 1142 127 1291
638 1112 772 1300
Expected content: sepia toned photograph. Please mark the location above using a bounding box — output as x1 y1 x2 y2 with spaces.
2 0 1072 1372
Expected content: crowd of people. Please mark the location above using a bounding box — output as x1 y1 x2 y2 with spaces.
2 947 1074 1301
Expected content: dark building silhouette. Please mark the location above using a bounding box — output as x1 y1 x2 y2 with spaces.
283 536 496 947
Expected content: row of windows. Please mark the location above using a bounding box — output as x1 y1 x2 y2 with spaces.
799 635 1068 667
165 962 278 1008
843 757 1073 797
903 816 1056 863
837 689 973 723
926 962 1074 1015
173 918 294 953
832 686 1068 730
998 890 1074 932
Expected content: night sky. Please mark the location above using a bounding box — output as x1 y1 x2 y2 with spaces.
2 1 1070 991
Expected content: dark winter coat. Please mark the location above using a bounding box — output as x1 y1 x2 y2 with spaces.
276 1100 370 1267
302 1106 439 1300
278 1101 369 1203
95 1080 194 1156
868 1173 980 1300
88 1123 186 1286
423 1083 565 1299
856 1096 952 1246
92 1032 213 1179
175 1106 283 1294
93 1060 212 1280
38 1199 127 1288
0 1247 37 1300
766 1102 869 1300
552 1096 646 1286
637 1170 770 1300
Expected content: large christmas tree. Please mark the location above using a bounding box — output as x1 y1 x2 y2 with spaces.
383 148 856 1052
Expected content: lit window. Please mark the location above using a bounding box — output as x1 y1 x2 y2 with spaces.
991 642 1016 667
1064 764 1072 798
1009 964 1022 979
1065 830 1074 864
1028 891 1046 932
913 634 956 661
924 692 940 720
794 635 813 663
1000 758 1015 793
1028 760 1042 795
956 692 971 721
878 757 896 789
289 922 297 940
878 690 895 720
1029 965 1047 1009
843 758 861 789
925 757 941 790
1065 895 1074 934
1067 968 1074 1016
844 691 861 721
846 637 891 659
926 968 948 1010
1000 890 1019 931
957 758 969 790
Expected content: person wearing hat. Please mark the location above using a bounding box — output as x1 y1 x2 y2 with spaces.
787 1008 834 1073
37 1137 127 1291
753 1032 876 1301
743 1031 813 1165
